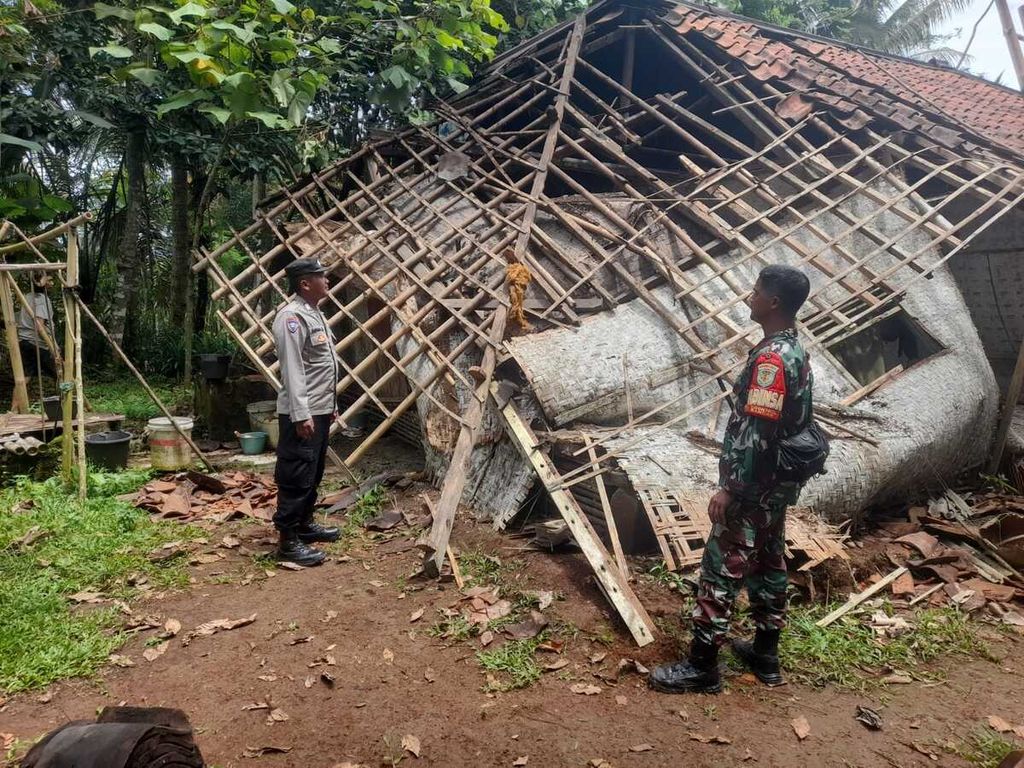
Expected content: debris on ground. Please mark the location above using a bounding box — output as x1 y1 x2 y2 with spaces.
131 471 277 523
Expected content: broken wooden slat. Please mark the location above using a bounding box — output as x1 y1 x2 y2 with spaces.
816 567 909 628
498 387 655 646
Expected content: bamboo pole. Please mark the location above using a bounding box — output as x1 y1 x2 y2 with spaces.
62 232 77 485
0 272 30 413
69 229 87 498
0 212 92 255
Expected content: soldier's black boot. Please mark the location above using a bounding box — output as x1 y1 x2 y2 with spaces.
648 638 722 694
296 521 340 543
731 628 784 686
277 529 327 566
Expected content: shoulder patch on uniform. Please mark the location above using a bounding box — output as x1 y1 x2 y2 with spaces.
286 316 300 334
745 351 786 421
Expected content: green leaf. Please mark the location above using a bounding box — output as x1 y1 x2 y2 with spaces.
93 2 136 20
300 7 315 22
199 105 232 124
445 76 468 94
41 195 74 213
210 20 256 44
270 69 293 108
167 2 208 23
170 50 210 64
0 133 43 152
245 111 290 128
74 110 115 128
88 44 134 59
435 29 464 49
222 71 255 88
127 66 162 86
381 64 411 89
269 0 296 14
155 89 209 116
287 89 311 126
318 38 341 54
138 21 174 40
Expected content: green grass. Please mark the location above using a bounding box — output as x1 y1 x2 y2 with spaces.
428 611 478 642
86 377 192 421
476 633 549 691
0 471 193 693
779 604 992 689
339 485 387 541
947 726 1020 767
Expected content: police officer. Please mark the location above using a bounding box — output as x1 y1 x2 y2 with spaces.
273 257 341 566
649 265 814 694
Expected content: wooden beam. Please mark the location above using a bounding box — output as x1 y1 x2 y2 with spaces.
987 332 1024 473
816 567 908 627
500 390 654 646
0 272 30 413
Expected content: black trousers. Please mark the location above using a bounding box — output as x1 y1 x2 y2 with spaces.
19 341 58 379
273 413 331 532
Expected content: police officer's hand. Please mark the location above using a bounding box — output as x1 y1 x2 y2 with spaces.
296 418 315 441
708 489 734 525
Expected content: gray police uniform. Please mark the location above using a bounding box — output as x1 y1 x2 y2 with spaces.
272 292 339 533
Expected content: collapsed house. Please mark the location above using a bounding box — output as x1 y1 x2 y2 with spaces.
196 1 1024 644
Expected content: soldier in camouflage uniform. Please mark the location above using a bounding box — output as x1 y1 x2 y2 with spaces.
650 265 814 694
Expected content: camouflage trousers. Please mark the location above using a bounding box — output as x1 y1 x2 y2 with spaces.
691 497 788 646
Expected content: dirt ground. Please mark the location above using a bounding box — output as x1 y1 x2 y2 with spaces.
2 479 1023 768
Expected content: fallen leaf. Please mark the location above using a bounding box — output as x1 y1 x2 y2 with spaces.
257 675 278 682
676 709 689 722
143 641 169 662
855 705 883 731
383 648 394 665
37 691 53 704
987 715 1015 733
190 552 224 565
910 742 939 761
742 748 757 761
615 695 627 706
162 618 182 638
266 708 289 724
880 672 912 685
368 579 385 588
543 659 569 672
504 611 548 640
616 658 649 677
181 613 256 646
289 636 314 645
525 590 554 610
587 761 612 768
221 535 241 549
278 562 305 572
242 745 291 758
424 667 437 683
590 652 607 664
629 743 653 753
322 610 338 623
321 671 336 687
513 757 529 767
1 733 14 750
410 608 425 623
479 631 495 647
242 702 270 711
688 733 731 745
792 715 811 741
402 734 421 758
570 683 602 696
69 590 104 604
108 654 135 668
304 675 316 689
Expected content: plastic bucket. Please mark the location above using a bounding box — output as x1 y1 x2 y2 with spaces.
237 431 268 455
42 396 77 422
199 353 231 380
147 417 194 471
246 400 279 448
85 430 132 471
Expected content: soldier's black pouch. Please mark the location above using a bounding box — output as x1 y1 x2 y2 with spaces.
775 421 830 484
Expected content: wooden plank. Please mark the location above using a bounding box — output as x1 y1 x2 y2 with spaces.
988 333 1024 473
499 390 655 646
421 13 588 572
583 433 629 582
816 567 908 627
839 365 904 407
0 271 30 413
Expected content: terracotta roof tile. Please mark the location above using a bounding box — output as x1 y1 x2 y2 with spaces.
668 4 1024 157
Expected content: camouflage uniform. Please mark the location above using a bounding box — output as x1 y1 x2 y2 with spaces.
692 328 813 646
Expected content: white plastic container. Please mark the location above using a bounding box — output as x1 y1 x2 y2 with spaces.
246 400 279 448
147 417 194 471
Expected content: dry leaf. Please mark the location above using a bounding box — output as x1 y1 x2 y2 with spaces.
791 716 811 741
615 695 627 706
304 675 316 689
987 715 1015 733
676 710 690 722
629 744 653 753
322 610 338 623
910 742 939 761
689 733 731 745
182 613 256 646
162 618 182 638
383 648 394 665
570 683 602 696
881 672 912 684
242 702 270 711
368 579 385 588
37 691 53 704
544 659 569 672
257 675 277 682
278 562 305 571
242 745 291 758
288 635 314 645
589 652 607 664
221 535 241 549
1 733 14 750
479 631 495 647
402 734 421 758
409 608 425 623
108 654 135 668
424 668 437 683
587 761 612 768
143 641 169 662
321 671 336 687
69 590 104 604
266 708 289 724
513 757 529 766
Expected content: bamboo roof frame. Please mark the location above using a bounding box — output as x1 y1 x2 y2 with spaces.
197 0 1024 643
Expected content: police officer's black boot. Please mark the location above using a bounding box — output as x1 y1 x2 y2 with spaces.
647 637 722 694
277 529 327 566
731 628 784 686
296 521 340 543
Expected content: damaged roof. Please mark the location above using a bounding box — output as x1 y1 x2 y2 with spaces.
667 2 1024 157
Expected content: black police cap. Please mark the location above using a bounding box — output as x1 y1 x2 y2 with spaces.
285 258 327 279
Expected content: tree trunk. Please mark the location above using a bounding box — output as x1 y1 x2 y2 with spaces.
107 125 146 351
169 154 191 327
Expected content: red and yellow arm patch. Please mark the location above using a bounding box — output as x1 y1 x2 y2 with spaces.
744 351 786 421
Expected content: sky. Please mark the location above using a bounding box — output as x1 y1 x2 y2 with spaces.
938 0 1021 90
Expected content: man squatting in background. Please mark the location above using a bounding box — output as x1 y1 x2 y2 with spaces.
273 257 343 567
650 265 815 693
